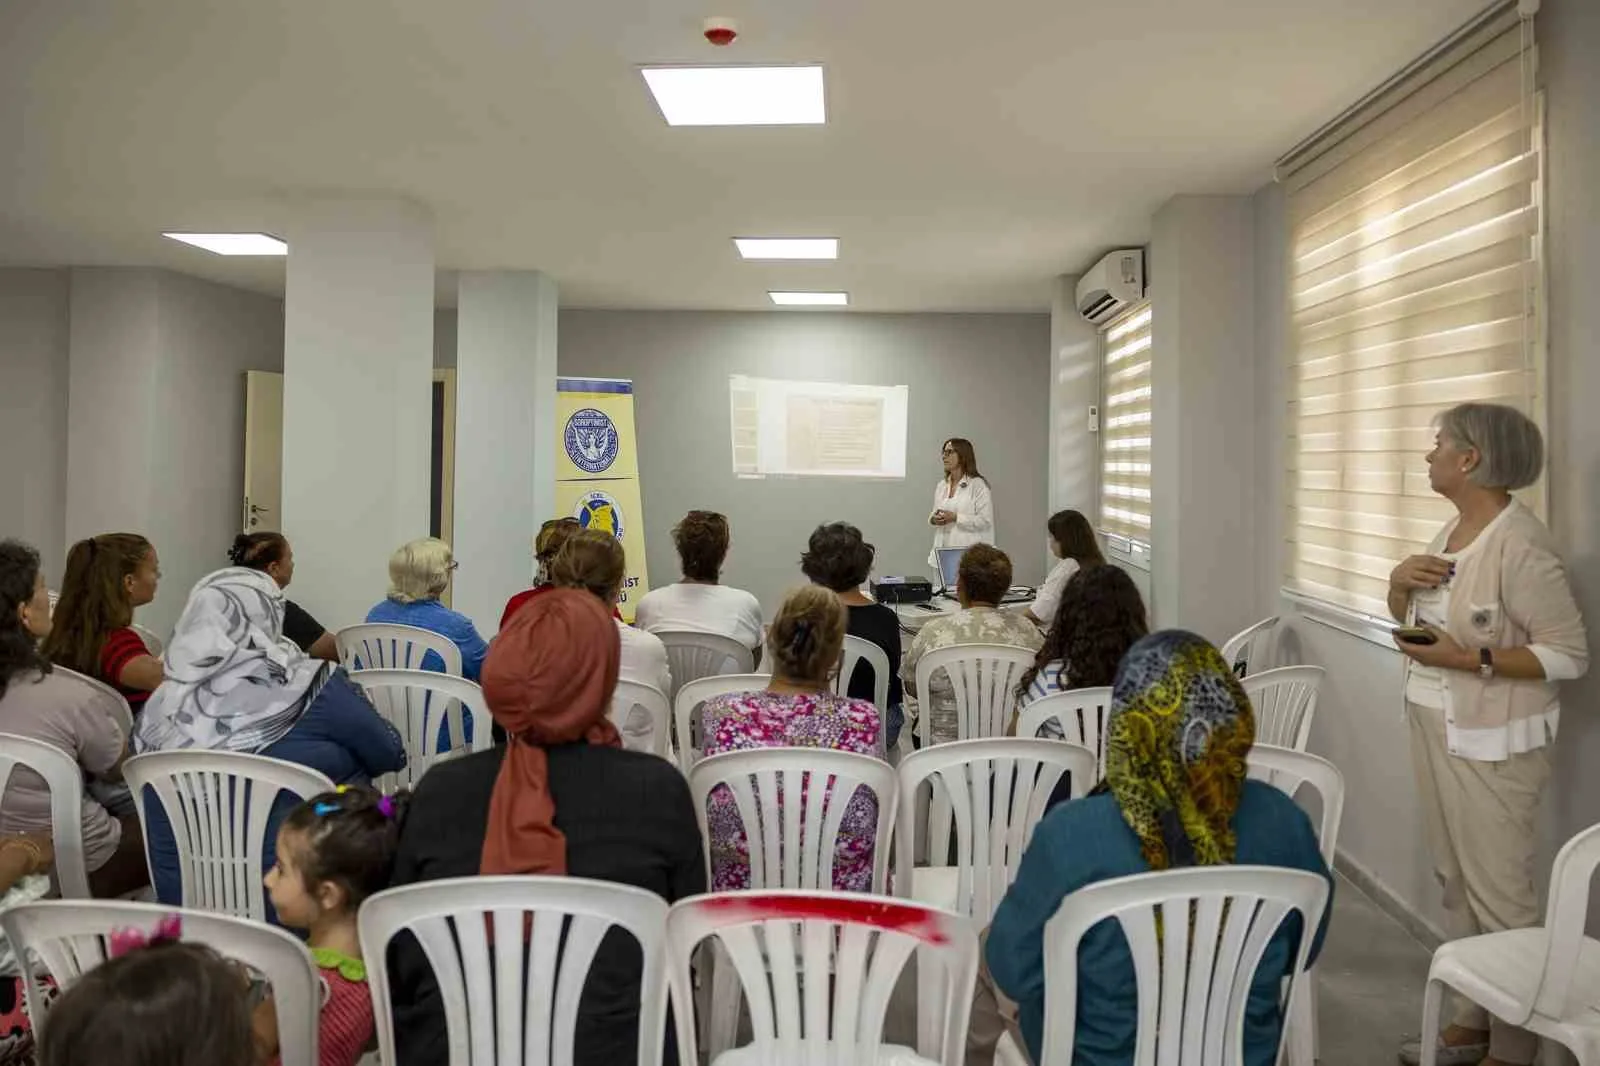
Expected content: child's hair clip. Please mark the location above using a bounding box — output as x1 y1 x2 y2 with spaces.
312 801 340 817
109 913 182 958
377 795 396 820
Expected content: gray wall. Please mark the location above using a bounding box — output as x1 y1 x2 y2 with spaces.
541 310 1052 615
0 269 71 581
1253 0 1600 936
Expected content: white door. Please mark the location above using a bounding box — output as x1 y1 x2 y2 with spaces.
243 370 284 533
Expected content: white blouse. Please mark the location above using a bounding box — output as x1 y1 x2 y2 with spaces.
927 475 995 565
1028 557 1081 626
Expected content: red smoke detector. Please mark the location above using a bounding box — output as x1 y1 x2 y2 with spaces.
703 17 738 46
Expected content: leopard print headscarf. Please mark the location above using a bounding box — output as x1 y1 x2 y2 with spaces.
1105 630 1255 870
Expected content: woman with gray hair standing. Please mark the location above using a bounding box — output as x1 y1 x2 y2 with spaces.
1390 402 1588 1066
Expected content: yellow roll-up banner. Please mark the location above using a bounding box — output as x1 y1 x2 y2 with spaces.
556 378 649 622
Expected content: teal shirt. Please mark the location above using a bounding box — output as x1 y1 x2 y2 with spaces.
986 780 1332 1066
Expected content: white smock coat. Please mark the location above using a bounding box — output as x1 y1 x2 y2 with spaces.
927 475 994 565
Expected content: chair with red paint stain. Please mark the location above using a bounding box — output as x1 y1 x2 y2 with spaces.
666 890 979 1066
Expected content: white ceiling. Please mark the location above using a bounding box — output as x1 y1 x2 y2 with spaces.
0 0 1486 311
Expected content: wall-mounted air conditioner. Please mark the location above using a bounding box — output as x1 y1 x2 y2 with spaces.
1075 248 1145 324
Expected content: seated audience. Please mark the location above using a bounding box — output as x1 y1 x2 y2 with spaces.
634 511 763 663
800 521 903 748
366 538 488 681
700 585 884 892
36 928 257 1066
548 529 671 748
228 531 339 661
259 787 407 1066
980 630 1332 1066
901 544 1042 746
387 589 704 1066
136 566 406 908
0 539 149 898
1023 509 1105 628
501 517 582 629
0 831 58 1063
1014 564 1149 736
42 533 163 713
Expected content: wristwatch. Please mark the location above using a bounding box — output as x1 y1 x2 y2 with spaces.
1479 647 1495 679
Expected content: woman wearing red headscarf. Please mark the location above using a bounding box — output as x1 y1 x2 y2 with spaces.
385 589 704 1066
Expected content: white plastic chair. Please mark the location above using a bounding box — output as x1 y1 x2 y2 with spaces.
1247 745 1347 1066
836 635 892 712
995 866 1330 1066
666 890 979 1066
336 622 464 675
347 669 487 791
655 630 755 700
689 748 900 1057
611 679 673 760
913 643 1035 747
359 876 669 1066
1241 666 1324 750
52 665 134 738
673 674 769 770
0 733 91 899
1421 821 1600 1066
896 738 1097 1055
1220 616 1280 678
122 750 335 920
1014 687 1113 783
2 898 322 1065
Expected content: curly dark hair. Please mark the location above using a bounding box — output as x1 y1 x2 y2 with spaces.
800 522 875 592
0 539 51 700
227 531 289 570
958 544 1012 605
1017 564 1148 697
673 511 730 582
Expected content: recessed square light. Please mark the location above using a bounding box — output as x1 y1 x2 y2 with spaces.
769 291 848 307
641 65 825 126
163 232 287 256
735 238 839 260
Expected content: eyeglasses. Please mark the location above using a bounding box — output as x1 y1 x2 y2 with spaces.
446 560 460 573
941 448 956 456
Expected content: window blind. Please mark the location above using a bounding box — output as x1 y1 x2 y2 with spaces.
1279 4 1541 617
1100 304 1153 545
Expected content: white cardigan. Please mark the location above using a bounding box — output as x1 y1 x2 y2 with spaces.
927 475 994 565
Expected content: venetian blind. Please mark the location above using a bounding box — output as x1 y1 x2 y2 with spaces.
1100 304 1153 545
1279 3 1542 617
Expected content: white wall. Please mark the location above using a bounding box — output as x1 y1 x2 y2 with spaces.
0 269 70 581
1248 0 1600 938
550 310 1052 616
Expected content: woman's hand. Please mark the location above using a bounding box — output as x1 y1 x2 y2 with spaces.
1394 626 1474 672
1391 555 1453 591
931 510 955 527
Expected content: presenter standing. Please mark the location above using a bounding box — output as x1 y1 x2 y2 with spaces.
928 438 994 565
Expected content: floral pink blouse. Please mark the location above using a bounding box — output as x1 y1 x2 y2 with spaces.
700 689 884 892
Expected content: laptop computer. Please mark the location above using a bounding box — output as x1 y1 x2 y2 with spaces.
935 546 965 595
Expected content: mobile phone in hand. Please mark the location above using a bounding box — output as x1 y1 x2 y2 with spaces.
1393 626 1439 646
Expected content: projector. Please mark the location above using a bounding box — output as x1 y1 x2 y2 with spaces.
871 576 933 605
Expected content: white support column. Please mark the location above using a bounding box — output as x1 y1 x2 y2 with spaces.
451 270 558 634
281 199 434 630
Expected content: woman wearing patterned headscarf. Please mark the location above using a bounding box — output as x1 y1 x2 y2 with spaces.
385 589 704 1066
981 631 1333 1066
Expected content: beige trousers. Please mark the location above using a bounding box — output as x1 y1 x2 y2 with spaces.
968 928 1030 1066
1408 702 1550 1064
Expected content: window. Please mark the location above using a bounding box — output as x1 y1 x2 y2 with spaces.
1099 304 1153 547
729 376 909 479
1278 4 1541 617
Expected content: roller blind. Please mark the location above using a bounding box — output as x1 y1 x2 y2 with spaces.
1100 304 1153 545
1279 4 1542 617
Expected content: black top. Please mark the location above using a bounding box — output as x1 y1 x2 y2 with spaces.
846 603 903 709
386 744 706 1066
282 599 326 654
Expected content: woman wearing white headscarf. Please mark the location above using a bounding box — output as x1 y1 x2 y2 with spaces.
135 567 406 909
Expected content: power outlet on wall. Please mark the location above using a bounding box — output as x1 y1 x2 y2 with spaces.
1086 405 1100 432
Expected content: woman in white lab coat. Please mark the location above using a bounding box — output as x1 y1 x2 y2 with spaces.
928 437 994 565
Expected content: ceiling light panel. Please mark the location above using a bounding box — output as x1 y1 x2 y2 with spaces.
163 233 287 256
734 238 839 260
641 65 825 126
769 291 848 307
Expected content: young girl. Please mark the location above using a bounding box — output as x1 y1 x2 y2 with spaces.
260 786 409 1066
37 934 256 1066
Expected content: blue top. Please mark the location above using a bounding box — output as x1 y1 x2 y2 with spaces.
363 598 489 682
986 780 1333 1066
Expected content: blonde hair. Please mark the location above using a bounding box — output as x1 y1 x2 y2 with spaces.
549 530 626 604
387 538 453 603
767 584 847 684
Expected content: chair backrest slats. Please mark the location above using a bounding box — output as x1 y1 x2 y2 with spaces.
1014 687 1114 783
0 734 91 899
914 643 1036 746
1240 666 1324 750
348 669 487 791
336 623 463 676
1245 745 1345 865
654 630 754 702
835 635 891 712
610 679 672 759
1219 617 1280 678
671 674 768 770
